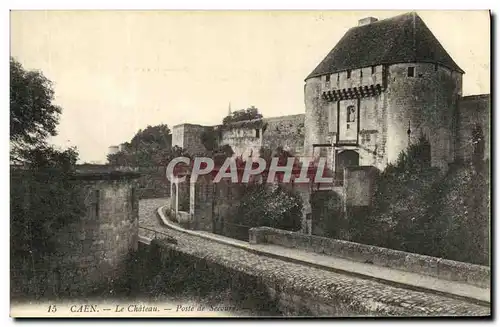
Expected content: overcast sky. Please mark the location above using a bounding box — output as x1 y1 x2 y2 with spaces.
10 10 490 163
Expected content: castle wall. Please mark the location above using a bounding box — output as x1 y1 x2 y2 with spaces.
386 63 462 170
306 65 386 166
457 94 490 162
304 77 328 157
343 166 379 207
262 114 305 155
16 174 141 297
171 125 185 149
220 126 263 159
56 178 139 294
172 124 208 155
321 65 385 94
306 62 463 172
358 94 388 169
190 176 214 232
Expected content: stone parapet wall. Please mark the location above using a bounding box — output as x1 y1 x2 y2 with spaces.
140 232 488 316
11 174 140 298
249 227 490 288
457 94 490 162
262 114 305 156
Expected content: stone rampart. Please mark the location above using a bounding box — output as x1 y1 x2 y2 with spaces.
248 227 490 288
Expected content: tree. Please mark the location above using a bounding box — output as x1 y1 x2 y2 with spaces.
19 145 78 171
200 127 219 152
10 57 62 162
234 183 303 232
107 124 173 167
222 106 263 125
130 124 171 150
10 59 84 297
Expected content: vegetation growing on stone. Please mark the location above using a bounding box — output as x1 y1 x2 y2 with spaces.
316 135 489 265
10 58 85 298
222 106 263 126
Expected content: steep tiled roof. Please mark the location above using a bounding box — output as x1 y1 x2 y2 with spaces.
306 12 464 80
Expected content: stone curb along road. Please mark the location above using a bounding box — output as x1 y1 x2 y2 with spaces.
144 204 490 316
154 206 489 304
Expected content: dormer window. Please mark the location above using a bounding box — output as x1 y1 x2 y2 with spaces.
346 70 351 79
408 67 415 77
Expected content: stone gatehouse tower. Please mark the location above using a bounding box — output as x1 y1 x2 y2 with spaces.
304 12 464 176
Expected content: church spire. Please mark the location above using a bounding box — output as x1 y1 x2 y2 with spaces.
228 101 232 116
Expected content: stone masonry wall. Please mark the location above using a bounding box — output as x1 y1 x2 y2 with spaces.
217 114 306 159
457 94 490 162
305 62 463 172
343 166 379 207
304 77 329 158
190 176 215 232
249 227 490 288
220 126 263 159
386 63 462 170
45 178 139 296
172 124 209 155
139 236 489 316
171 124 185 149
262 114 305 156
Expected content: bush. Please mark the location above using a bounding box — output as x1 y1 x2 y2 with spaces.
10 168 86 298
360 136 490 265
310 135 489 265
10 169 85 260
233 183 303 232
425 161 490 265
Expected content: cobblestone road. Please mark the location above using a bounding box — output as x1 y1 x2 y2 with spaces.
138 199 490 317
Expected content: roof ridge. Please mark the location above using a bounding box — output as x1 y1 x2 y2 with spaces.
305 12 463 80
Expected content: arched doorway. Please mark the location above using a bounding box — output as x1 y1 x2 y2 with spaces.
335 150 359 184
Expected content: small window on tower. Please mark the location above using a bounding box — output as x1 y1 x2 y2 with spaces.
337 74 340 82
325 74 330 83
347 70 351 79
408 67 415 77
360 70 363 78
371 66 376 74
255 129 260 138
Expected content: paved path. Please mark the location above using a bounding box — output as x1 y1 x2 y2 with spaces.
138 198 490 316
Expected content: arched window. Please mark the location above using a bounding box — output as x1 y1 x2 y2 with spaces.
347 105 356 123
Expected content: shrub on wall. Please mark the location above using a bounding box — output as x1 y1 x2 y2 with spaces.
234 183 303 232
357 136 489 265
425 161 490 265
311 134 489 265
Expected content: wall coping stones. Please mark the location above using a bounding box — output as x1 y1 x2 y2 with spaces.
150 206 490 316
70 171 142 180
156 205 488 304
249 226 490 289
